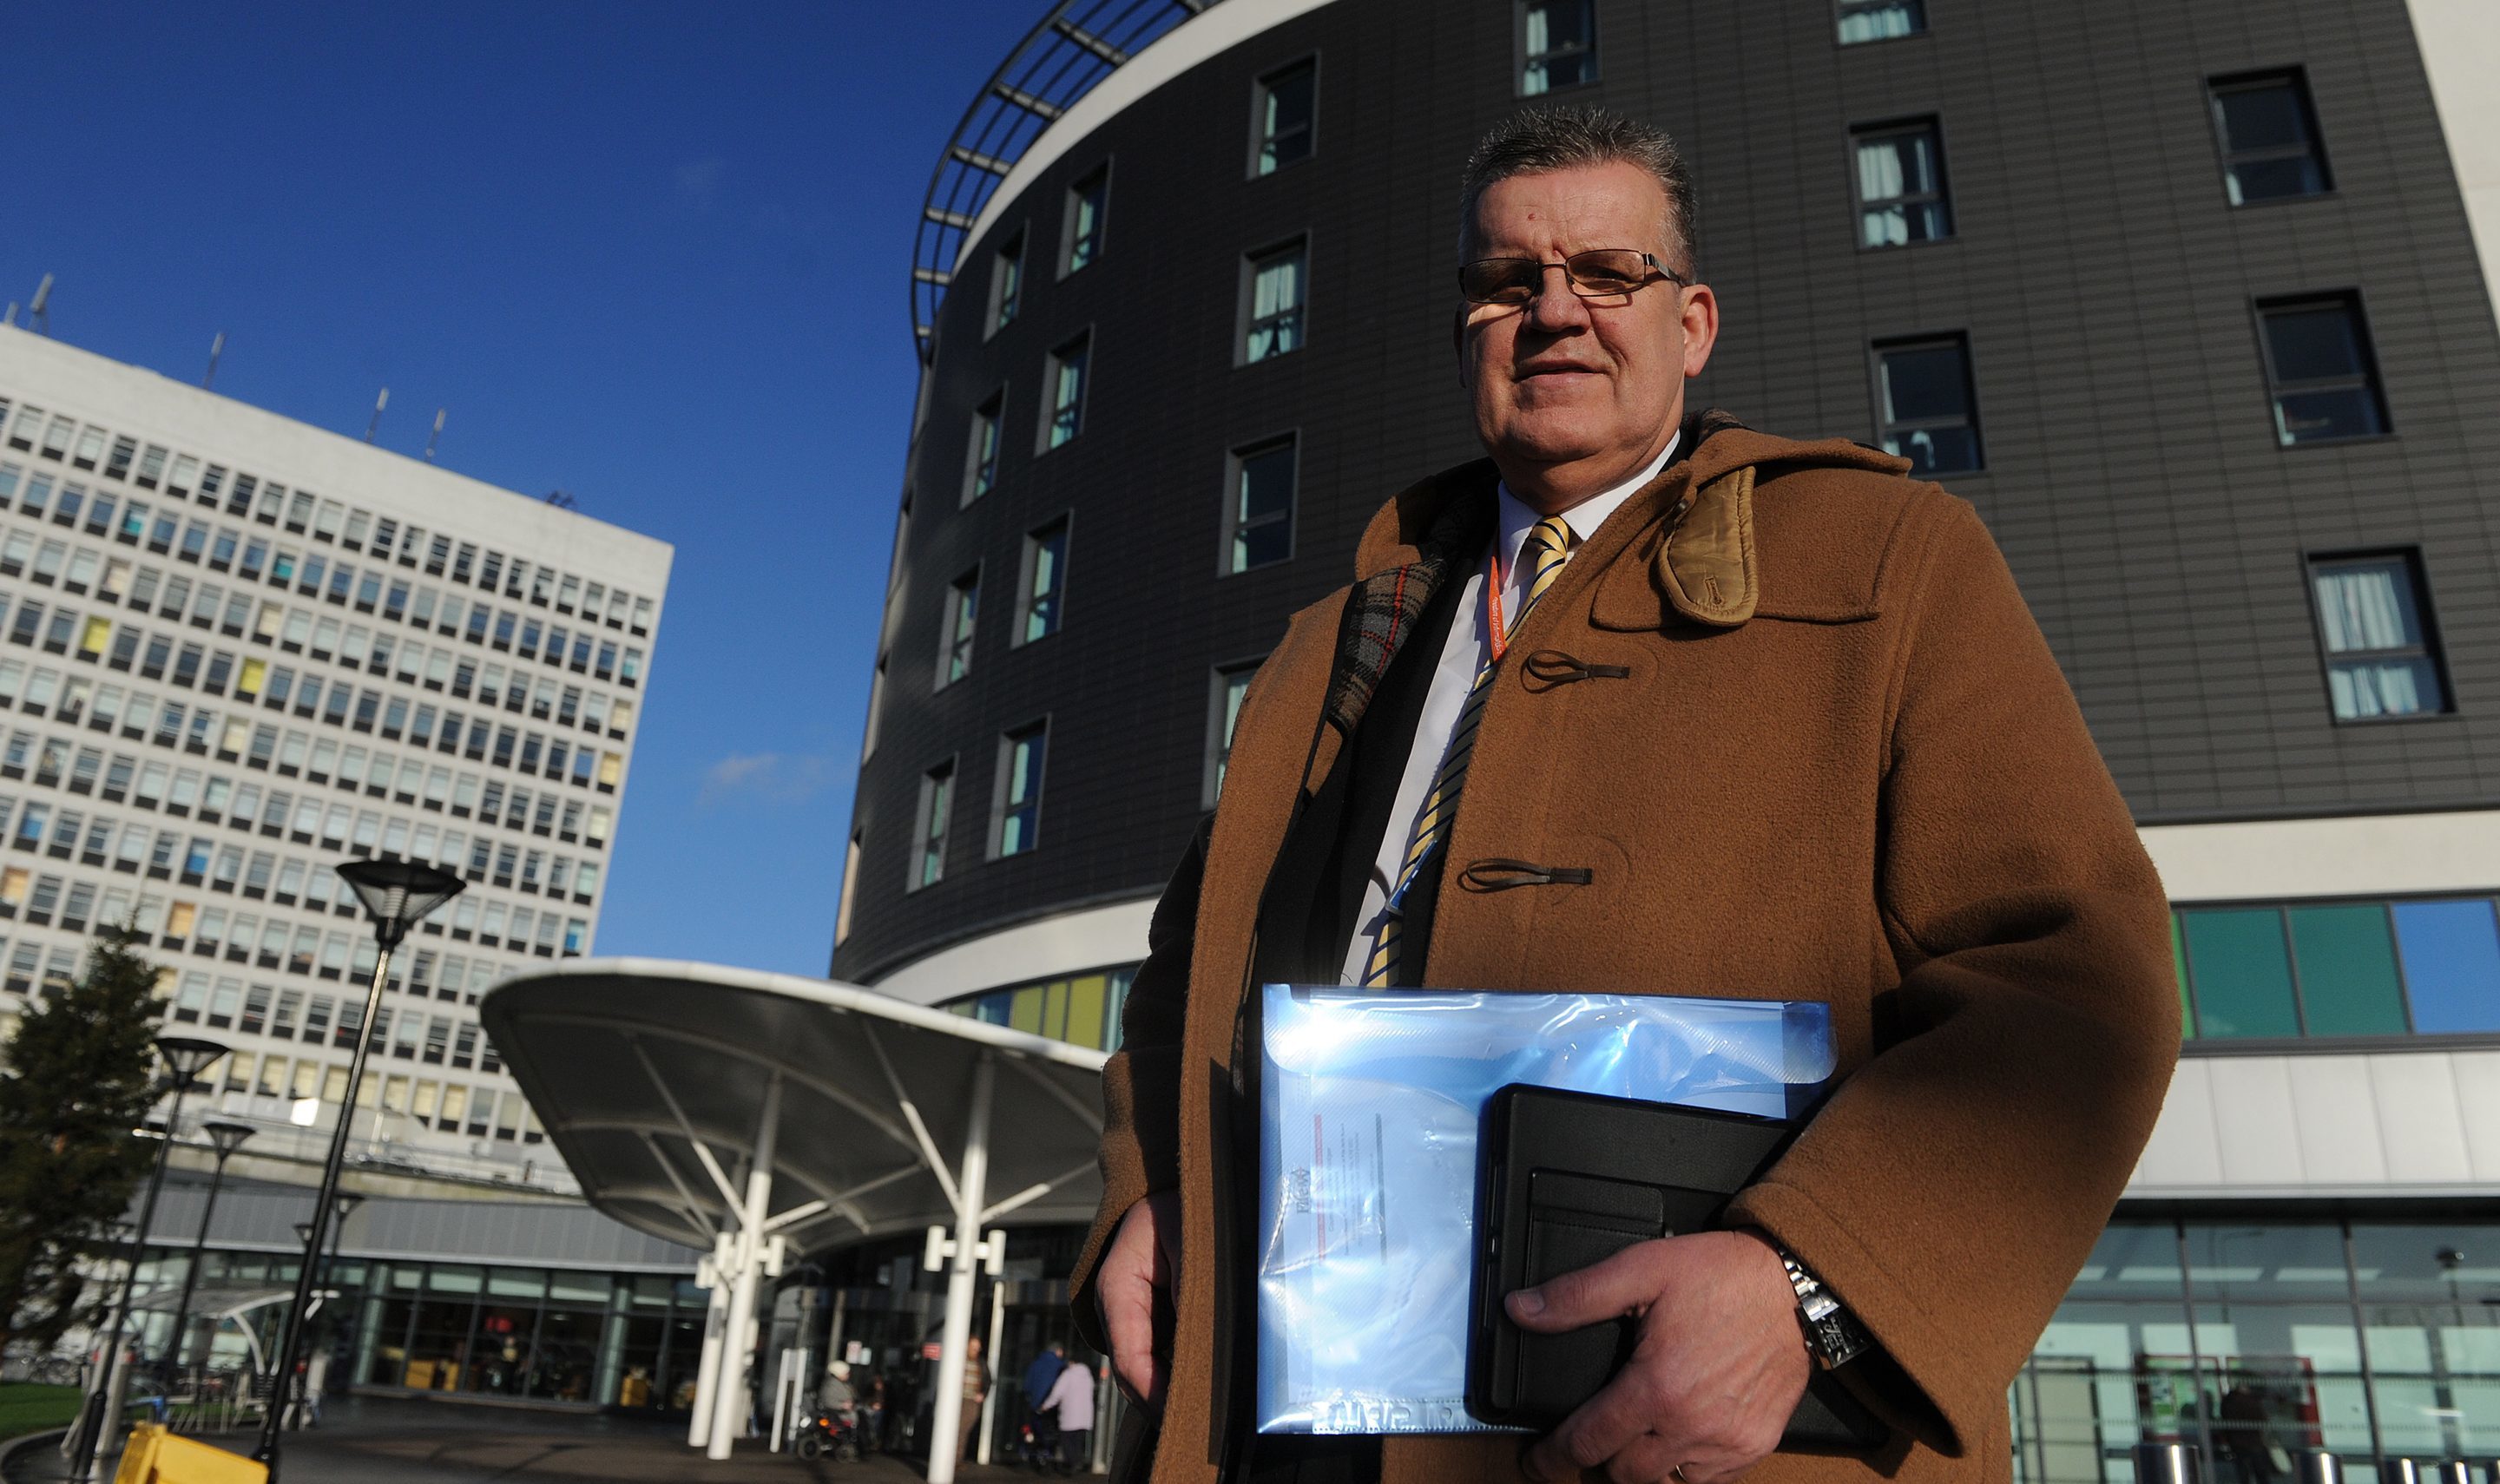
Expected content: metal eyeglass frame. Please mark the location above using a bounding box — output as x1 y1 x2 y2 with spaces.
1457 248 1689 305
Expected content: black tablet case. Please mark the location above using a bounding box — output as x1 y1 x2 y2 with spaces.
1467 1084 1887 1450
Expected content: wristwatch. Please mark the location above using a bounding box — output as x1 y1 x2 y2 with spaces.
1776 1247 1872 1369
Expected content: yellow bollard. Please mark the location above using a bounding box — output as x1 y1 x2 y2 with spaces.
110 1422 268 1484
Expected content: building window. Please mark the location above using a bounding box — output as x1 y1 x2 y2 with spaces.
1062 165 1108 275
1852 118 1952 246
2307 551 2449 722
992 722 1047 858
1018 518 1069 644
2209 69 2332 206
1253 59 1316 176
1836 0 1924 43
938 569 978 688
1205 660 1262 807
862 653 887 760
2257 293 2388 445
836 831 862 944
1519 0 1596 95
910 761 953 890
2173 895 2500 1039
1872 335 1983 476
1242 240 1307 364
1044 333 1089 450
988 232 1024 335
964 391 1003 505
1225 437 1298 574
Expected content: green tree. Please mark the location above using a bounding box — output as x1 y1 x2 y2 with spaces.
0 923 163 1356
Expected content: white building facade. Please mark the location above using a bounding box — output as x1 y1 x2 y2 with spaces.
0 325 671 1187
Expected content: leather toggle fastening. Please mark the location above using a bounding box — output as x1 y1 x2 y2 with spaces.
1521 649 1632 691
1458 858 1596 892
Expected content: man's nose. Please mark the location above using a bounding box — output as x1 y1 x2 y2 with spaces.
1523 263 1591 333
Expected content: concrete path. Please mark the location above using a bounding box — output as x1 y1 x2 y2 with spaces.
1 1396 1055 1482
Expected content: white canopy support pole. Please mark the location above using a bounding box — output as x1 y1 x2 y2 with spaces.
707 1071 782 1461
924 1050 994 1484
981 1156 1102 1224
688 1257 728 1450
977 1261 1008 1464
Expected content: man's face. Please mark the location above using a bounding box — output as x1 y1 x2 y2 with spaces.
1458 161 1717 494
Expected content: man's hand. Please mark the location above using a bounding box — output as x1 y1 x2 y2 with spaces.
1096 1190 1181 1411
1509 1229 1811 1484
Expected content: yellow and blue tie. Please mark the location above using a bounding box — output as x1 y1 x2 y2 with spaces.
1361 515 1576 986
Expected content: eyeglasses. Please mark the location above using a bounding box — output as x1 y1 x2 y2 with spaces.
1457 249 1686 305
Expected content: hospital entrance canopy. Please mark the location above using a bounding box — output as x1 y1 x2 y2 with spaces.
480 957 1111 1257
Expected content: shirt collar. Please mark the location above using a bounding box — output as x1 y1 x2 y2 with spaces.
1494 429 1682 571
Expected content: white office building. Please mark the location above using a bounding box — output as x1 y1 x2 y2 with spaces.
0 324 671 1186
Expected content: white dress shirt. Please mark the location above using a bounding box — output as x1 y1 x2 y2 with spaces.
1337 431 1682 984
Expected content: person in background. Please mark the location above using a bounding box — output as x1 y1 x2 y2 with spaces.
1025 1341 1069 1461
819 1359 857 1423
958 1336 990 1465
1025 1340 1068 1411
1039 1356 1097 1476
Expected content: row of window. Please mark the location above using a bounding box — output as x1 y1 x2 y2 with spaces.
0 594 631 796
940 966 1138 1053
1 839 575 964
878 528 2448 922
0 397 656 636
1872 286 2390 478
908 885 2500 1060
0 469 649 685
905 719 1049 891
186 1044 527 1144
0 519 637 735
0 783 597 912
170 976 498 1068
0 708 616 857
1848 68 2331 246
2174 895 2500 1040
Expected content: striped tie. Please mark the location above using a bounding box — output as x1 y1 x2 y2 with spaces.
1361 515 1576 987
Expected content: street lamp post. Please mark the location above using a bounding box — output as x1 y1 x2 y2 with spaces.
289 1192 362 1375
69 1035 228 1483
253 858 462 1483
165 1120 255 1374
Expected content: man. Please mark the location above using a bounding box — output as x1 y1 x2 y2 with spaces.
959 1335 990 1465
1069 105 2180 1484
1041 1354 1100 1476
1028 1341 1071 1462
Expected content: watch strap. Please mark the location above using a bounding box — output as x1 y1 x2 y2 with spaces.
1777 1248 1872 1369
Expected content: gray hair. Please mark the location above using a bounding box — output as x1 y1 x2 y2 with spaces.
1459 106 1696 273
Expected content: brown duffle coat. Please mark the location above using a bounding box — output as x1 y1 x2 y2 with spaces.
1069 419 2182 1484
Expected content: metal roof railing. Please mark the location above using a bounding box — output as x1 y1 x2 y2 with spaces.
910 0 1224 362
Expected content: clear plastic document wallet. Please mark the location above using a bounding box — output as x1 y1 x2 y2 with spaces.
1254 984 1838 1435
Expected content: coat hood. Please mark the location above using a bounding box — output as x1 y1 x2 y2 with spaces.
1351 410 1917 630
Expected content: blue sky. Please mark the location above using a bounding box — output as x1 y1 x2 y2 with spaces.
3 1 1046 974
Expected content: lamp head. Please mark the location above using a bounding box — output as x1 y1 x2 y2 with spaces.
334 858 465 947
155 1035 230 1087
201 1120 255 1160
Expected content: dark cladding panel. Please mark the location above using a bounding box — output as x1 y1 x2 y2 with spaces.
832 0 2500 982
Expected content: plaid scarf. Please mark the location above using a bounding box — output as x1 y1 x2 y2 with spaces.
1322 491 1492 736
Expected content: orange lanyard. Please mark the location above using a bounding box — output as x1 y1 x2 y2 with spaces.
1484 542 1514 662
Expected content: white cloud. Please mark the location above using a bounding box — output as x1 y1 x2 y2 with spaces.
700 752 833 807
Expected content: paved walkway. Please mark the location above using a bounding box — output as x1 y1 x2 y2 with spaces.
1 1396 1054 1482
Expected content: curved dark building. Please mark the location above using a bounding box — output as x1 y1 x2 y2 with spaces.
824 0 2500 1466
